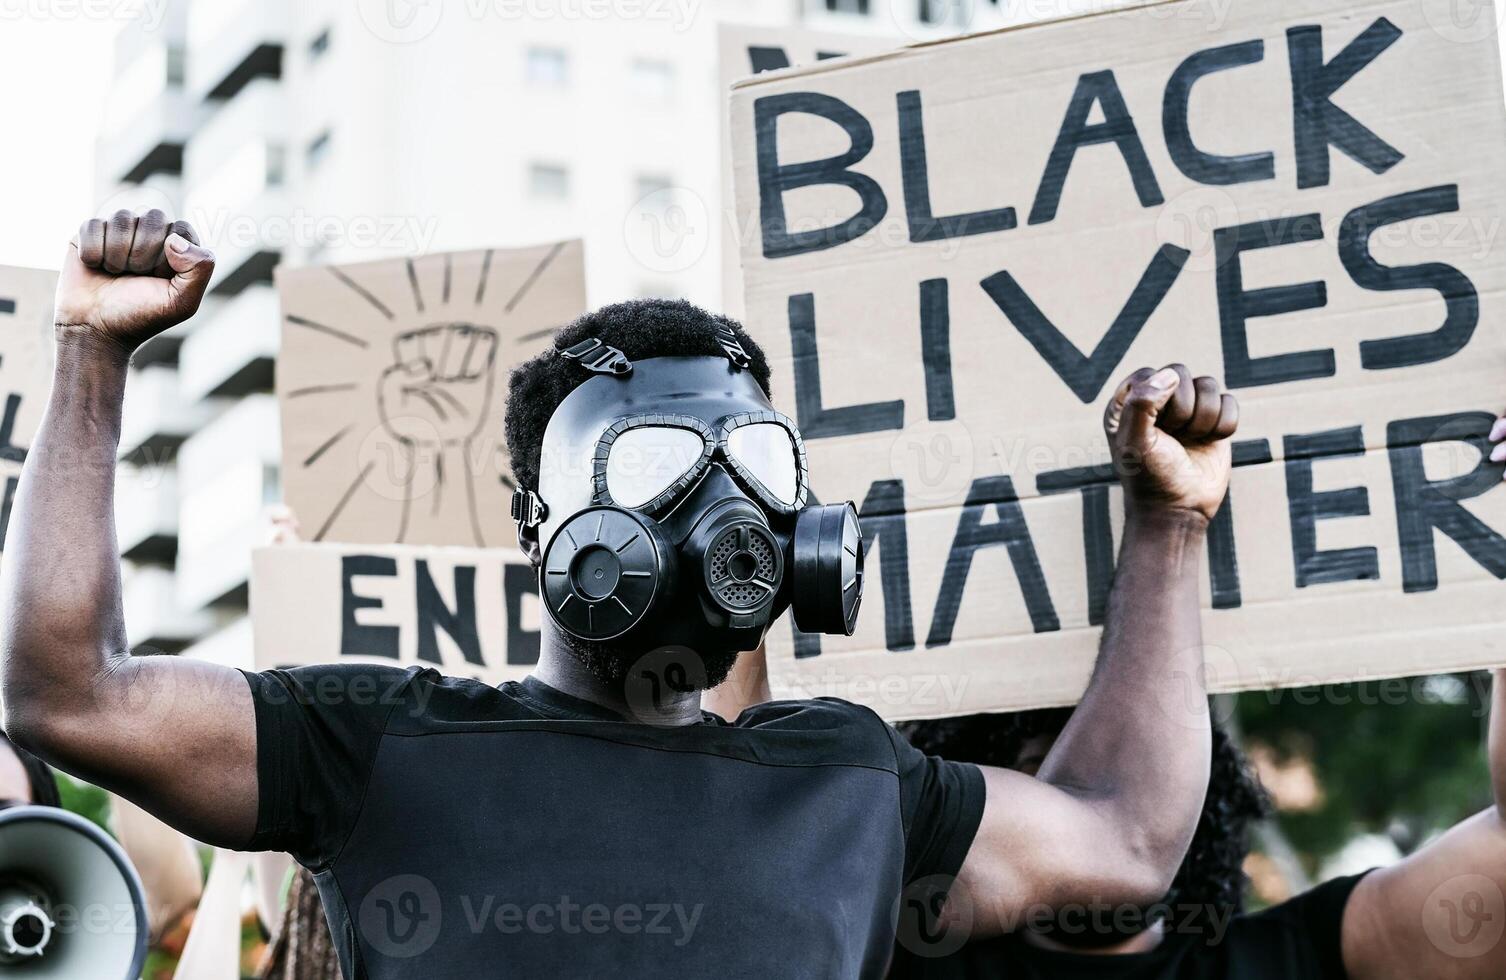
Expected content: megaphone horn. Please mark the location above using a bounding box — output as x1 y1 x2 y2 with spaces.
0 877 54 961
0 805 148 978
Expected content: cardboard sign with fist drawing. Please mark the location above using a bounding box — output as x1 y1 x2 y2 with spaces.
275 242 586 549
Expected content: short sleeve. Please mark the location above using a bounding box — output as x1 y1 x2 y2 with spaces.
1245 870 1371 976
886 724 986 884
238 663 424 867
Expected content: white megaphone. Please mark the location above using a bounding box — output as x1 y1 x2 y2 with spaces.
0 804 148 978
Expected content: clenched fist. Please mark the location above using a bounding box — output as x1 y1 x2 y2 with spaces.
55 210 214 351
1104 364 1238 522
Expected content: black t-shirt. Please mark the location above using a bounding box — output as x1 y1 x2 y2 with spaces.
240 665 985 980
894 872 1367 980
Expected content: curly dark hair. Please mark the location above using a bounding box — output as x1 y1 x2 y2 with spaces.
900 709 1271 929
503 298 772 495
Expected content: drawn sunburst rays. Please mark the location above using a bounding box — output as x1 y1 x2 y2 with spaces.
280 242 574 546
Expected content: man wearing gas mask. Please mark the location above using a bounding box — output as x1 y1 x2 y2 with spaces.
4 211 1238 980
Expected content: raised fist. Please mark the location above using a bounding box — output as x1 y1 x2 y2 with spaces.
1103 364 1238 522
56 210 214 350
376 324 499 447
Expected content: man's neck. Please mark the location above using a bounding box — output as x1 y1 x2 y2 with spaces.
532 626 704 726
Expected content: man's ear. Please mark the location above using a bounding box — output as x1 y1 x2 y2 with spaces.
520 522 542 565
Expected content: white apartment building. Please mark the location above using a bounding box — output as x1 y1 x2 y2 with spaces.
99 0 1024 664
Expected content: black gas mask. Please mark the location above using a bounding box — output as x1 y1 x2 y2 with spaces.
512 336 863 660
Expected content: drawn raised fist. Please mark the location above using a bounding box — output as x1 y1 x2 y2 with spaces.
376 323 499 447
1103 364 1239 523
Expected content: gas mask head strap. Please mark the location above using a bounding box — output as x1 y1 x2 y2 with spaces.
514 336 634 533
514 330 751 536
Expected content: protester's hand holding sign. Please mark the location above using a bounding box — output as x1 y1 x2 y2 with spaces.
0 210 260 848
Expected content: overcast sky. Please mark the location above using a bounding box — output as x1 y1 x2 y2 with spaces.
0 18 115 269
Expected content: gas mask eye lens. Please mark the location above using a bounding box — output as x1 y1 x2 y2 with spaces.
605 426 706 508
726 422 799 506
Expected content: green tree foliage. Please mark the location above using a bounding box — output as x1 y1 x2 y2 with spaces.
1237 672 1492 868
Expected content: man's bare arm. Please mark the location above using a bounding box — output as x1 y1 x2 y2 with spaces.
958 366 1235 931
1337 411 1506 978
1340 672 1506 979
0 211 258 847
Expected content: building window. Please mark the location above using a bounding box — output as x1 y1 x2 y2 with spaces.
824 0 870 14
166 45 186 85
529 163 570 200
526 47 568 86
266 145 286 188
309 27 332 60
306 130 332 171
917 0 967 24
629 59 675 103
634 174 674 207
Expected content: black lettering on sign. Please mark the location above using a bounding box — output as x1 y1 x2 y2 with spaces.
415 560 483 666
747 45 793 74
1388 412 1506 593
504 563 541 666
1215 215 1331 388
340 555 400 659
788 292 904 437
745 46 846 74
1036 464 1116 626
919 278 955 421
981 243 1190 403
1029 69 1164 226
0 475 15 552
1339 185 1479 370
927 476 1058 648
1207 439 1274 609
0 395 26 464
897 89 1017 243
754 92 887 258
1163 40 1274 186
1283 426 1380 587
860 479 915 652
1287 18 1404 189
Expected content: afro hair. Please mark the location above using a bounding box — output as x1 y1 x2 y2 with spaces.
900 709 1271 921
504 298 773 495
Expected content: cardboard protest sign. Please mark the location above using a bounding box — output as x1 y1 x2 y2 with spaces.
276 242 586 550
729 0 1506 718
718 23 897 319
251 543 539 684
0 266 55 558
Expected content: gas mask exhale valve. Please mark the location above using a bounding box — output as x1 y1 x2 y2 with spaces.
517 344 864 656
